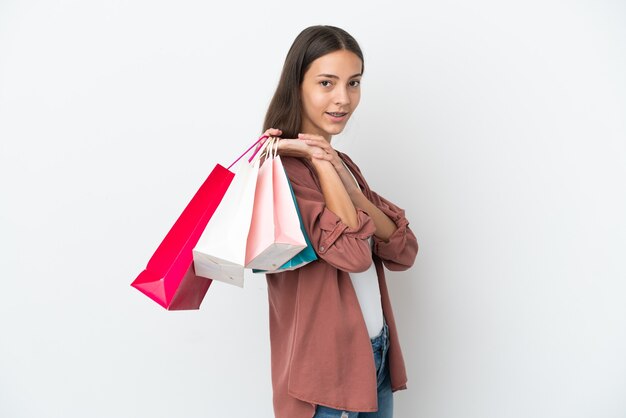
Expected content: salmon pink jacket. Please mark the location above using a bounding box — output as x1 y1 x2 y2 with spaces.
265 150 419 418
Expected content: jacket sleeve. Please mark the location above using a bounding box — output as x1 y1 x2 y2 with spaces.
369 189 419 271
283 157 376 273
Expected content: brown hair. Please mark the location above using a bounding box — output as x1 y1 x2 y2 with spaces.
263 25 364 139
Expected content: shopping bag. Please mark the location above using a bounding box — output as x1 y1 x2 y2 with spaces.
252 163 317 273
245 139 307 271
131 135 268 309
192 137 272 287
131 164 234 310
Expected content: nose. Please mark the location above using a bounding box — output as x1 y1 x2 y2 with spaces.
334 85 350 106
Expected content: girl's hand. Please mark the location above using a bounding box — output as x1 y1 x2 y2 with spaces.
256 128 283 162
269 133 359 195
295 133 361 196
262 127 283 138
274 135 326 161
296 133 343 169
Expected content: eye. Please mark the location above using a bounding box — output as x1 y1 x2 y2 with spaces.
319 80 332 87
349 80 361 87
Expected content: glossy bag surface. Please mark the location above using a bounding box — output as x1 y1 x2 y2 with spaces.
131 164 234 310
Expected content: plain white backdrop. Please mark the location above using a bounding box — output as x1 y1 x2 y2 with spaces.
1 1 625 417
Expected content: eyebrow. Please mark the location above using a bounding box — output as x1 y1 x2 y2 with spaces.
315 73 362 79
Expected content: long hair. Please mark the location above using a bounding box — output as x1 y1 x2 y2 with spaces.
263 25 364 139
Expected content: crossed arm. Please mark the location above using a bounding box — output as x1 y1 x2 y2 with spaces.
310 157 397 242
291 132 397 242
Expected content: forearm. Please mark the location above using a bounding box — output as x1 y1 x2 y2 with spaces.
331 161 398 241
349 190 397 242
311 159 359 229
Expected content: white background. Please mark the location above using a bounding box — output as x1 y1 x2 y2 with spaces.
1 1 625 417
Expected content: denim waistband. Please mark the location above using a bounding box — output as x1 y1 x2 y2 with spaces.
370 318 389 351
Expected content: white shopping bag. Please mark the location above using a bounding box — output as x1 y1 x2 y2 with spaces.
192 138 270 287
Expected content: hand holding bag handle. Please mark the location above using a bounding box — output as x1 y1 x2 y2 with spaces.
131 134 269 309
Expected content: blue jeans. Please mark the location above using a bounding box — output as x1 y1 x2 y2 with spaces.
313 320 393 418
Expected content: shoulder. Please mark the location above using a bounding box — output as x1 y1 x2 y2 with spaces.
337 150 364 175
280 155 311 175
280 156 319 189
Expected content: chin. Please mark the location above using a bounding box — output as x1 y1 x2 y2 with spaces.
324 124 347 136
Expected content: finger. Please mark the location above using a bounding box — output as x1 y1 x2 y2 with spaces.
297 133 326 141
302 138 331 149
303 138 329 147
264 128 283 137
298 134 330 143
304 139 335 154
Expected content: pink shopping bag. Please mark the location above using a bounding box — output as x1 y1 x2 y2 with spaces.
131 135 268 309
245 138 307 271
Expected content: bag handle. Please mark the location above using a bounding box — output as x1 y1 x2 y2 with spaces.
270 137 280 159
250 136 276 166
227 135 269 170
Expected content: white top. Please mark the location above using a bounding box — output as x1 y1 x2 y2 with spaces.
342 160 384 339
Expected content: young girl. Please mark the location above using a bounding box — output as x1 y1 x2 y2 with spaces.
261 25 418 418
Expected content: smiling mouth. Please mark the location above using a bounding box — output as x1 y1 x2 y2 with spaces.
326 112 349 117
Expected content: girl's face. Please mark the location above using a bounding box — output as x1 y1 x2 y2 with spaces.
300 49 362 141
